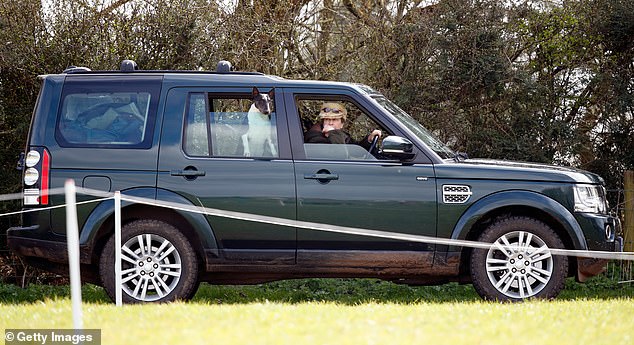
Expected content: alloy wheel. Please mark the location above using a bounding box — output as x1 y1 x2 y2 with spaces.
119 233 183 302
485 231 554 299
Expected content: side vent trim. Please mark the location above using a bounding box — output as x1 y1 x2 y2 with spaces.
442 185 472 204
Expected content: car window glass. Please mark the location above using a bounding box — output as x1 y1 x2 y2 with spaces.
57 91 152 147
298 98 388 161
183 93 209 156
183 92 279 158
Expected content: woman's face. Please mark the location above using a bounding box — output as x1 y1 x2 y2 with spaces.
323 117 344 130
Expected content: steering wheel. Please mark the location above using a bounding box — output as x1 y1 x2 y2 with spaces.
368 134 379 155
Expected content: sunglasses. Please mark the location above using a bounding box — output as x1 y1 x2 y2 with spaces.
321 107 344 114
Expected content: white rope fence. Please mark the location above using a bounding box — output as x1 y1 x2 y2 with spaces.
0 180 633 323
2 185 634 261
2 183 634 263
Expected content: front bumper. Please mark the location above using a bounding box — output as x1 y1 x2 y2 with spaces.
577 234 623 282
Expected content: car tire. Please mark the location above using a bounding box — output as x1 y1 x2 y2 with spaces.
99 219 199 303
470 216 568 301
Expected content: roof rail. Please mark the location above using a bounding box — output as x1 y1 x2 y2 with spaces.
63 66 91 74
60 60 267 76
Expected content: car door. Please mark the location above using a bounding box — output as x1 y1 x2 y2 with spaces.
157 86 296 264
284 88 438 268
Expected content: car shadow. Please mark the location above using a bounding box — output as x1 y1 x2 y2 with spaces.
191 279 482 305
190 278 634 305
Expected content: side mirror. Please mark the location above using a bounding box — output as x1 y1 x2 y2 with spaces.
380 135 416 161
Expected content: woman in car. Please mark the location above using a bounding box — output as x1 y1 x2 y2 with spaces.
304 102 381 149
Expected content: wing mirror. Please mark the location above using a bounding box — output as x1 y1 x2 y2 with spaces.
380 135 416 161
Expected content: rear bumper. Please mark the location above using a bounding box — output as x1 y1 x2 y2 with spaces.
7 226 92 264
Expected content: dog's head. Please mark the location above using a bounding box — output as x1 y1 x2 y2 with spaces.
252 87 274 117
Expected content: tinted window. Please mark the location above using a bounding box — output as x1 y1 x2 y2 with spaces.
55 76 161 148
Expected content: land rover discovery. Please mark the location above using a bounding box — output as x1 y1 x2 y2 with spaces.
7 60 622 303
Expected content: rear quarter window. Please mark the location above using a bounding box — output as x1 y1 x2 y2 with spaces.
55 76 162 148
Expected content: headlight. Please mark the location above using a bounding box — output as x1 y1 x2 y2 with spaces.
574 184 607 214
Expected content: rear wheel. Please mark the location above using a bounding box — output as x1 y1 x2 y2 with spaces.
99 219 199 303
470 216 568 301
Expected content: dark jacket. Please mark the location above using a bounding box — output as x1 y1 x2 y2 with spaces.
304 123 372 150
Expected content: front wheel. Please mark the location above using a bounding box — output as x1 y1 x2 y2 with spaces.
99 219 199 303
470 216 568 301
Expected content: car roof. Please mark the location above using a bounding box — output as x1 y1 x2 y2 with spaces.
43 60 377 96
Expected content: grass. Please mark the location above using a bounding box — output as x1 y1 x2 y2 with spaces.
1 278 634 344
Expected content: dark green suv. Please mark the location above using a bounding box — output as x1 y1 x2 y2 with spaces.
8 61 622 303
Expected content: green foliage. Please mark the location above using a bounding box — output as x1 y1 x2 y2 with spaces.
1 0 633 275
1 0 632 190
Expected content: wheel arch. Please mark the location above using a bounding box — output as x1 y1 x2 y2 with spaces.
79 188 219 266
450 190 585 278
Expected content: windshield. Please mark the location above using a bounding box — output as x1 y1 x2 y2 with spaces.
372 95 455 159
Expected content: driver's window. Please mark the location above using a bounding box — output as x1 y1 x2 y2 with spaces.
297 98 388 161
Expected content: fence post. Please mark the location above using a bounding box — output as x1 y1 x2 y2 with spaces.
64 180 83 329
114 191 122 306
624 171 634 252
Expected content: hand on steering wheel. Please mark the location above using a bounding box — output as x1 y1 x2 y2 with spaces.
368 134 379 155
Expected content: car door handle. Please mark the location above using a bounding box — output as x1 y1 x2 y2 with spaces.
171 169 206 177
304 173 339 181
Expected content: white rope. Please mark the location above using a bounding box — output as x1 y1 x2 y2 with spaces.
118 194 634 262
0 187 69 201
1 189 632 261
0 197 112 218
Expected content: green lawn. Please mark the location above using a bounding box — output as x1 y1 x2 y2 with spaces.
2 279 633 345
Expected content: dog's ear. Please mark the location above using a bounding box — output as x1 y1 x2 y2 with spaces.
252 87 260 97
268 89 274 98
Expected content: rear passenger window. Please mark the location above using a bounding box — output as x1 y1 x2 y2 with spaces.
183 91 279 158
184 93 210 156
55 77 161 148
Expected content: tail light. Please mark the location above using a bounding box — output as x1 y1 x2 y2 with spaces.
23 147 50 205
